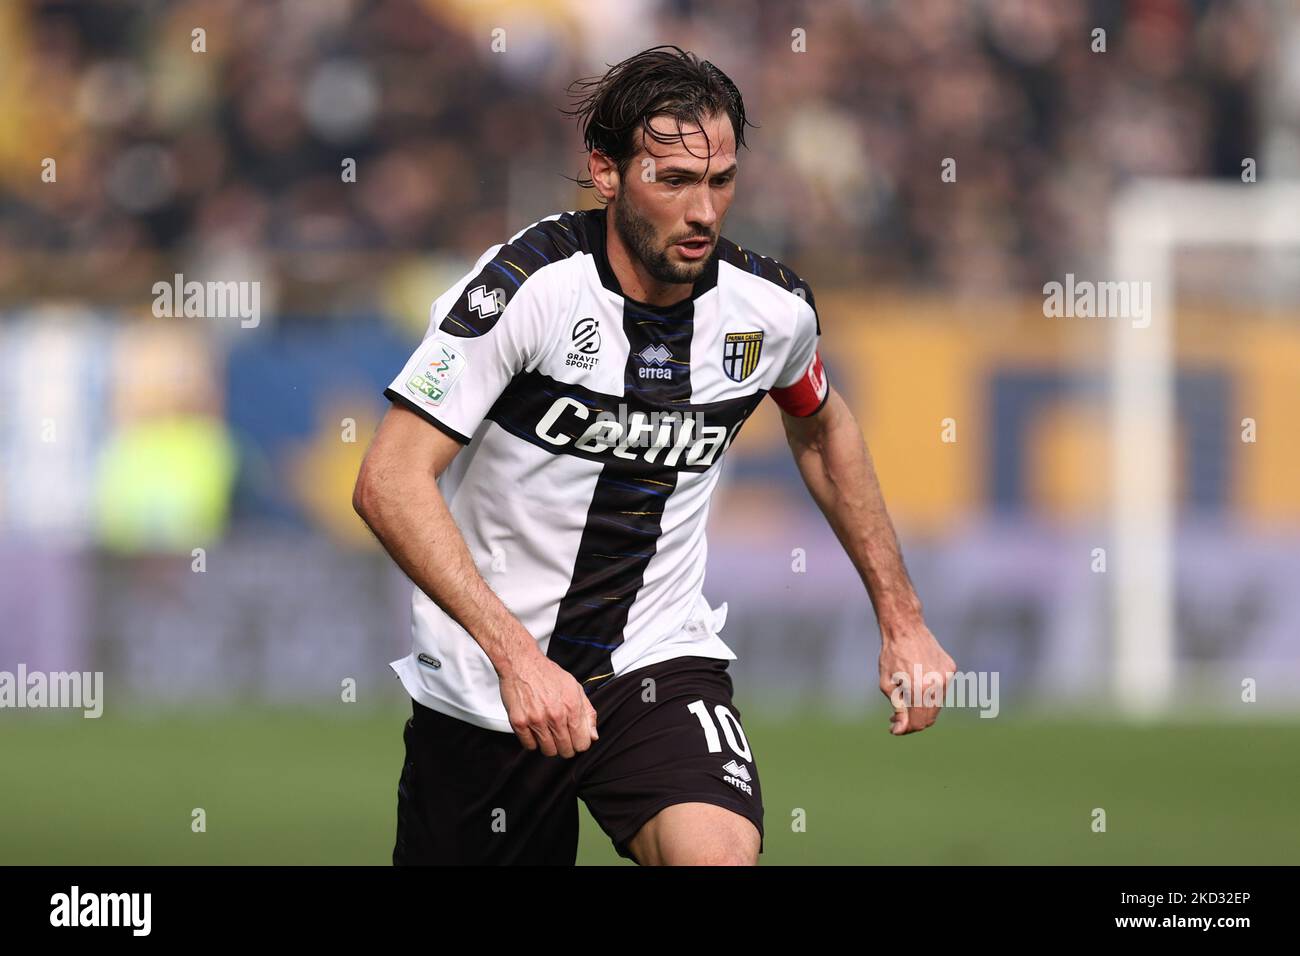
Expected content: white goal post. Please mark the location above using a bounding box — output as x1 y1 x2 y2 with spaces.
1109 179 1300 717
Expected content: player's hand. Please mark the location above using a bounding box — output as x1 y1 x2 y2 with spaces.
878 621 956 736
498 651 599 758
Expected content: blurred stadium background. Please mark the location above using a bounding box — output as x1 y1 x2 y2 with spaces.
1 0 1298 864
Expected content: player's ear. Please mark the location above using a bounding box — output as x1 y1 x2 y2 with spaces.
589 150 619 201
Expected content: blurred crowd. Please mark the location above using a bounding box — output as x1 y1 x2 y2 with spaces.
0 0 1286 550
0 0 1276 302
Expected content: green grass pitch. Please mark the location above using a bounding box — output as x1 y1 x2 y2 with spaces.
2 706 1296 864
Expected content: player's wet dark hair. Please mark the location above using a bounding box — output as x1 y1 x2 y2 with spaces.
561 45 754 197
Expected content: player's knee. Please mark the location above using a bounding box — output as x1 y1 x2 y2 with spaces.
667 839 758 866
643 813 760 866
695 845 758 866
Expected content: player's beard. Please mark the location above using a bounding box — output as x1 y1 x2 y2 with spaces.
612 188 713 288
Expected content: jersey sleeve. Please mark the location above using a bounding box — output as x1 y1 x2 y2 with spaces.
384 267 548 444
769 280 829 417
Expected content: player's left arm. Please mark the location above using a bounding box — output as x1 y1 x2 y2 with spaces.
781 388 956 735
771 282 955 735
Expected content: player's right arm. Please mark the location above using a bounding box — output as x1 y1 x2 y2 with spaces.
353 250 597 759
353 405 597 758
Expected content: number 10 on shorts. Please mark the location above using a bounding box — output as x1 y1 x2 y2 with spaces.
687 699 752 761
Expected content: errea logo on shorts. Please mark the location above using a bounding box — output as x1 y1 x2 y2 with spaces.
722 759 753 796
406 339 467 407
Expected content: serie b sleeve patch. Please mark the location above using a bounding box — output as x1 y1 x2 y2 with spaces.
404 338 468 407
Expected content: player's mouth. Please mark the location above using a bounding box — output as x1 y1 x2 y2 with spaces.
674 236 714 260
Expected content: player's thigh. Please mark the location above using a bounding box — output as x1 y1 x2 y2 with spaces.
578 656 765 865
626 800 760 866
394 699 578 865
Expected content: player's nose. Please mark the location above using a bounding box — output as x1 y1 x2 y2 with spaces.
686 185 718 231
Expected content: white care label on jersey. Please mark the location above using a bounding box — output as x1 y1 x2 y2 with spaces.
406 337 468 407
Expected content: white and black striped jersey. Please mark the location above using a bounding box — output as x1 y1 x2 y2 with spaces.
384 207 829 732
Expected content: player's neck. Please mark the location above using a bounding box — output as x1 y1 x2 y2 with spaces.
603 214 693 309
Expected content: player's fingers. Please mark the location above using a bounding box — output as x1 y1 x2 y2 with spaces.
907 706 939 733
580 695 599 739
884 672 908 734
512 720 539 751
882 680 907 715
890 708 908 735
546 715 576 759
929 672 949 708
566 707 593 753
531 720 559 757
566 707 592 749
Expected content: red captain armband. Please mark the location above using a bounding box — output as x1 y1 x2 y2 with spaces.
770 349 829 416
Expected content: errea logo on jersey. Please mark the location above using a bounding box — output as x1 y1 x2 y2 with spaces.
637 343 673 379
466 285 503 319
406 339 467 407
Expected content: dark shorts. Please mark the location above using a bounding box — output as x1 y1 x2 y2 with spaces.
392 654 764 865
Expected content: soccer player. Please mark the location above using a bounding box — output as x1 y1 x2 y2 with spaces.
353 45 955 866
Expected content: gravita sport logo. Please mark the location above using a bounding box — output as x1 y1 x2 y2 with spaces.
534 397 741 468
